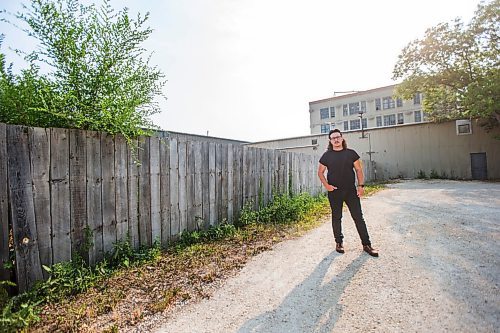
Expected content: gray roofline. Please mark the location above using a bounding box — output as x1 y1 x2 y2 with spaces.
154 130 250 144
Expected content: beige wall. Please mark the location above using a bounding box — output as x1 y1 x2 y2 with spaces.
247 120 500 181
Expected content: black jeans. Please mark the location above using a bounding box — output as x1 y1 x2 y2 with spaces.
327 188 371 246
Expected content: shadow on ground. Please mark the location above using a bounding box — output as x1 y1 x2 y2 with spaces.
237 251 369 333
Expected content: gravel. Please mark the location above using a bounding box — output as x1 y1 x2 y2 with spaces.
148 180 499 333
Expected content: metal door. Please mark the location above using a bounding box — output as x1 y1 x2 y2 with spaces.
470 152 487 180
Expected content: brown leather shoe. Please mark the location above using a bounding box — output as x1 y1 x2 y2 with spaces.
336 243 345 254
363 245 379 257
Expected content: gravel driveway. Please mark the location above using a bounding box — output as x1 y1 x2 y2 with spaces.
152 180 500 333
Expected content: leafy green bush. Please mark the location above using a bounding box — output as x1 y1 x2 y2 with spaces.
1 0 166 140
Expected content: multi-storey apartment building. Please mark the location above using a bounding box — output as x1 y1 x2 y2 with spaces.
309 84 424 134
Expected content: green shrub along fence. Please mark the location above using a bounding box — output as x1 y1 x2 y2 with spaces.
0 123 322 292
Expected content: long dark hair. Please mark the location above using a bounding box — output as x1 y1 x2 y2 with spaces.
327 129 347 151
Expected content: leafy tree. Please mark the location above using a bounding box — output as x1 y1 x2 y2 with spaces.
392 0 499 131
1 0 166 138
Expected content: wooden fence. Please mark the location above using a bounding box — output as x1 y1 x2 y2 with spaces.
0 123 322 292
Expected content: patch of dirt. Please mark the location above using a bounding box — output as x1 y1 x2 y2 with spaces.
30 221 322 332
147 180 500 333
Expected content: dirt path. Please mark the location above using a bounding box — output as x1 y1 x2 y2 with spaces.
149 180 499 333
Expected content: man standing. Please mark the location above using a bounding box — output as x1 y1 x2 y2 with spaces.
317 129 378 257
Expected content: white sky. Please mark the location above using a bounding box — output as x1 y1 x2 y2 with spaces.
0 0 479 142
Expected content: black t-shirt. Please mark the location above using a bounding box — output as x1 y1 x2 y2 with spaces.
319 148 360 190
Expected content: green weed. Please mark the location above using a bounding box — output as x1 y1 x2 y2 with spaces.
417 170 427 179
0 236 161 331
237 192 327 226
429 169 440 179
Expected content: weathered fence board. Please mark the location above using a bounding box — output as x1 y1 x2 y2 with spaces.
159 139 171 246
128 138 140 248
69 129 87 262
280 151 287 194
261 149 269 206
193 142 203 229
30 127 52 276
298 154 305 193
178 141 188 234
138 137 152 247
232 145 243 220
227 144 234 224
292 154 300 195
208 142 216 226
0 124 8 281
220 144 228 223
242 146 249 206
101 133 116 255
247 147 255 209
115 135 129 243
201 142 210 228
50 128 71 264
186 142 196 232
169 139 180 238
86 131 103 265
215 144 223 223
150 137 161 243
268 149 275 198
7 125 44 292
253 148 259 209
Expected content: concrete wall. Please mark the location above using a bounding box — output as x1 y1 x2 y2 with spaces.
247 120 500 181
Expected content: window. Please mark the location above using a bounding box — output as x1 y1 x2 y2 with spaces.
414 93 421 105
457 124 471 134
343 104 348 117
320 108 329 119
350 119 361 130
360 101 367 113
343 121 349 131
382 97 395 109
330 106 335 118
312 139 318 145
376 116 382 127
397 112 404 124
320 123 330 133
362 118 367 129
375 98 381 111
349 102 360 115
396 98 403 107
383 114 396 126
456 119 472 135
414 110 422 122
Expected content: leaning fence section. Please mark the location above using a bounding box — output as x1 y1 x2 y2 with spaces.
0 123 322 291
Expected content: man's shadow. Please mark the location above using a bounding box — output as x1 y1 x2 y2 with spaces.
237 251 369 333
